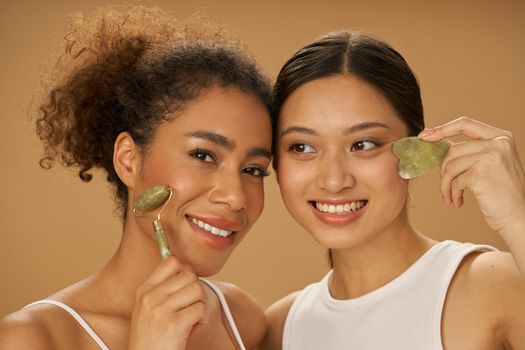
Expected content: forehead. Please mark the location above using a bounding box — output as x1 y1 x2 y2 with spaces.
159 86 272 144
279 75 405 131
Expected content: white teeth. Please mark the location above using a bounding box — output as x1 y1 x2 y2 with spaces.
315 201 366 214
190 217 233 237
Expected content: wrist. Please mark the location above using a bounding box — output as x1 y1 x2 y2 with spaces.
497 207 525 246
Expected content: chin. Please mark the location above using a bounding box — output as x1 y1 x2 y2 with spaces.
310 228 369 251
190 257 229 277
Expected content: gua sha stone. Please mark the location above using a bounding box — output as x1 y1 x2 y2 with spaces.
392 137 451 179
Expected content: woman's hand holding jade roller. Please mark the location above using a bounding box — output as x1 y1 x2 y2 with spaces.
128 256 207 350
420 116 525 274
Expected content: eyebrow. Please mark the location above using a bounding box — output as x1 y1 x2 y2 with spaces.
279 122 390 137
342 122 391 135
279 126 317 137
185 130 271 159
185 131 235 150
248 147 272 159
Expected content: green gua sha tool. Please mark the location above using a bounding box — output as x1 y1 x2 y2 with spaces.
392 137 451 179
133 185 173 260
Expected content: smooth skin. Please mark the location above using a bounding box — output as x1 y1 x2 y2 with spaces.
261 75 525 349
0 86 272 350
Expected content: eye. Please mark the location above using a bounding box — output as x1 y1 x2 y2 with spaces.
288 143 316 153
351 140 377 151
242 166 270 178
189 149 215 163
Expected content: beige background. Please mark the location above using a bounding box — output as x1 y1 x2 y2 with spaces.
1 0 524 316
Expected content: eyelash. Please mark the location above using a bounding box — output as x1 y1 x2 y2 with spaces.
350 140 381 151
287 140 382 154
189 148 216 163
189 148 269 178
242 167 271 178
288 143 316 153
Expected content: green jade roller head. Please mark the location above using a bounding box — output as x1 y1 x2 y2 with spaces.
133 185 173 260
392 137 451 179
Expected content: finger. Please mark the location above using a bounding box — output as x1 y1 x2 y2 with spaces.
140 256 185 290
441 139 490 176
138 268 199 308
450 172 469 208
163 268 199 295
440 152 480 205
162 281 206 313
171 301 207 338
136 279 205 323
420 116 508 141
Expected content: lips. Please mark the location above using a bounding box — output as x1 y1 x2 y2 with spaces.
309 200 368 226
313 200 368 214
185 214 244 250
189 217 233 237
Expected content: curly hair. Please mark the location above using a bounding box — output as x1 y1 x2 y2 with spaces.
36 6 272 218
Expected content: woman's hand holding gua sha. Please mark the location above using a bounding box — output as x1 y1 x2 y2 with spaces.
420 117 525 276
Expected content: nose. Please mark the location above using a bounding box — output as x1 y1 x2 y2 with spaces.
208 170 247 212
317 152 355 193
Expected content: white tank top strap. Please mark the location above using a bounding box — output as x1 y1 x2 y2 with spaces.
199 278 246 350
24 299 109 350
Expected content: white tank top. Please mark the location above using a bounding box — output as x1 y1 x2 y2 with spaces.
24 278 246 350
283 240 496 350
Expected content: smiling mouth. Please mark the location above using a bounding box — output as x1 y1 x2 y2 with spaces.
188 216 235 237
311 200 368 214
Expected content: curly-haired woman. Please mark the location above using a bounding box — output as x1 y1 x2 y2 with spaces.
0 6 273 350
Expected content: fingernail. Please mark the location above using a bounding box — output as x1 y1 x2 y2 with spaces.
418 128 434 138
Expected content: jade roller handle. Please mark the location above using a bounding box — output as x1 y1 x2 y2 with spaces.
153 220 172 260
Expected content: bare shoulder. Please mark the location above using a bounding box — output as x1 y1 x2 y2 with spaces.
213 281 266 350
451 250 525 347
259 291 300 350
0 307 55 350
469 251 525 319
460 250 525 297
0 278 111 350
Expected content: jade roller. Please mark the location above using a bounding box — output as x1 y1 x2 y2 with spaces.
133 185 173 260
392 137 451 179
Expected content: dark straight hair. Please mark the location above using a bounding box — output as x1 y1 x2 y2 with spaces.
272 31 424 153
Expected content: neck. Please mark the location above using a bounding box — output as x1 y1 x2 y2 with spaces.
90 217 163 317
329 212 436 300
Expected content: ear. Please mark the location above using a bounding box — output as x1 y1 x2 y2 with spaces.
113 132 141 189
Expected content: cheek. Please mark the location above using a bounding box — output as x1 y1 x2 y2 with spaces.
277 159 313 209
160 167 209 202
139 152 184 186
360 154 408 199
366 154 398 178
245 182 265 222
